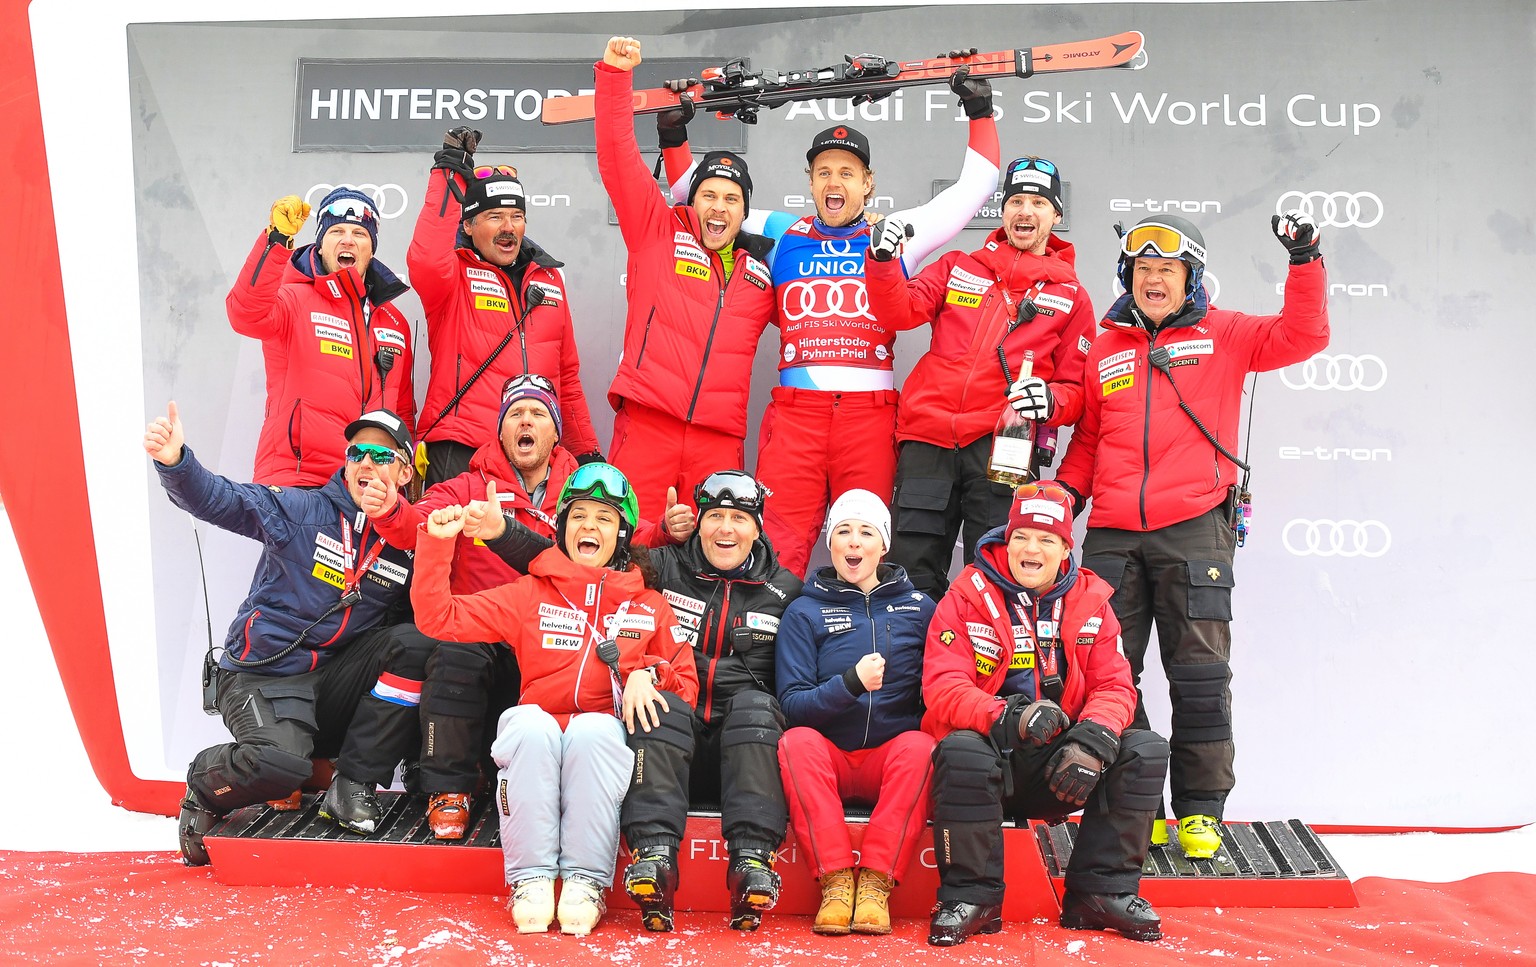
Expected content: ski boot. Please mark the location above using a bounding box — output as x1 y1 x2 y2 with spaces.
623 845 679 931
1060 891 1162 941
319 773 383 834
1177 814 1223 859
725 847 781 930
177 785 222 867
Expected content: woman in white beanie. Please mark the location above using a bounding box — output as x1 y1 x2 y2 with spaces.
773 489 937 936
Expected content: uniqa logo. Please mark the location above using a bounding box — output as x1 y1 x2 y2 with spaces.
1280 353 1387 391
1281 519 1391 558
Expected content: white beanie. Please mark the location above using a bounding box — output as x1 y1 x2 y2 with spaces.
825 489 892 551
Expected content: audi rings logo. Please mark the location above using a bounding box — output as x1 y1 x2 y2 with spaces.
1276 190 1383 229
306 183 409 219
780 278 874 321
1282 519 1392 558
1280 353 1387 391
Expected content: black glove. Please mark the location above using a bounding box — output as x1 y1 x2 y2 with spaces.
1055 483 1086 519
575 450 606 466
1045 742 1103 807
656 79 698 149
949 67 993 120
1018 699 1071 746
1271 209 1322 264
433 126 482 177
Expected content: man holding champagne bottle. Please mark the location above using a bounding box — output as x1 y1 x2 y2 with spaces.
864 156 1096 598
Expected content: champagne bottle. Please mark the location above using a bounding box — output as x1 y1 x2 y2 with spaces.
987 350 1036 487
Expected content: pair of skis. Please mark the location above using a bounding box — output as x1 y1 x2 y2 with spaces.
541 31 1146 125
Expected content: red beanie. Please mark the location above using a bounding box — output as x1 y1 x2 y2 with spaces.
1005 482 1075 547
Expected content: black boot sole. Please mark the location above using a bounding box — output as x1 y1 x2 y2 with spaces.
1060 914 1163 942
625 878 675 932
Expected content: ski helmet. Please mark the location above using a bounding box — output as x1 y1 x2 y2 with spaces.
556 462 640 565
1117 214 1207 302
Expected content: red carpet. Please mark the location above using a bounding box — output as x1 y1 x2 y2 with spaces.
2 851 1532 965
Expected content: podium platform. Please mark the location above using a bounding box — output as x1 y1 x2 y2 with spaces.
204 791 1357 916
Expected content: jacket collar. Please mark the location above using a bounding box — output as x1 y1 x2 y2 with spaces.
291 244 410 307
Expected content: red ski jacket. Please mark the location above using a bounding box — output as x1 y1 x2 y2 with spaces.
867 230 1094 449
412 535 699 727
226 234 417 486
370 441 579 594
922 538 1135 741
1056 259 1330 531
408 168 601 457
595 61 777 439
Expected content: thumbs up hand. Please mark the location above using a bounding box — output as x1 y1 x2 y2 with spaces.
144 400 186 466
462 479 508 541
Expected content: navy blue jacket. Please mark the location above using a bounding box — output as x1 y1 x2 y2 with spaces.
775 563 935 752
156 446 415 676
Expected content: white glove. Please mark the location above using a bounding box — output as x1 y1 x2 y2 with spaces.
868 216 911 262
1008 376 1055 420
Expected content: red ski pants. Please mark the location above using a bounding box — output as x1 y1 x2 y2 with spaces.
777 725 934 880
609 400 745 526
755 387 898 578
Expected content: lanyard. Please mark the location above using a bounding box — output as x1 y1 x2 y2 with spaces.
993 277 1046 385
1009 593 1064 701
555 577 628 714
339 513 385 607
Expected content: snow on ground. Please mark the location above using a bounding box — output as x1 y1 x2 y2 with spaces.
3 506 1533 877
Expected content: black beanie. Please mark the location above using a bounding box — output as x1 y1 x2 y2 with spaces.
687 151 753 214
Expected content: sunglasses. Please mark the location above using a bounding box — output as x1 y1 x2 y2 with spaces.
1014 157 1057 175
1121 222 1207 264
501 373 557 397
322 199 378 221
345 443 403 465
474 164 519 179
695 470 765 513
1014 481 1071 504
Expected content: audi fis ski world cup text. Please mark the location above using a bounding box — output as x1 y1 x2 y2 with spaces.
1008 92 1380 136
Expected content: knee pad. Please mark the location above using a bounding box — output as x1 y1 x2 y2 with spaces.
931 731 1004 824
629 693 696 753
423 643 494 718
1114 730 1171 811
381 625 438 680
197 743 314 809
1168 662 1232 743
721 690 785 749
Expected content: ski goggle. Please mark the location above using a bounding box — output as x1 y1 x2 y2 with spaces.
321 198 379 222
1010 156 1057 176
501 372 557 398
346 443 404 465
695 470 766 516
559 462 639 529
1120 222 1207 266
474 164 519 179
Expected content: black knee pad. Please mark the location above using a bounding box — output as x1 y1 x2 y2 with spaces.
194 743 314 810
423 643 494 718
1113 729 1171 811
382 624 437 680
720 690 785 749
931 731 1005 824
629 692 696 753
1168 662 1232 743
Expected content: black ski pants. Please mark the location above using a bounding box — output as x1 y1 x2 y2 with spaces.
888 438 1013 599
188 623 435 813
621 689 787 855
930 727 1168 903
417 640 521 794
1081 506 1237 820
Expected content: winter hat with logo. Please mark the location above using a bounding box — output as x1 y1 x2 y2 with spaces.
806 125 872 167
344 408 411 452
315 186 380 248
826 488 892 551
687 150 753 214
497 374 563 441
1005 482 1075 547
1001 156 1063 215
461 165 526 218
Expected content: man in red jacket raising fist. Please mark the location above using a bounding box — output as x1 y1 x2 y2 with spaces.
1055 211 1329 859
866 157 1094 598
